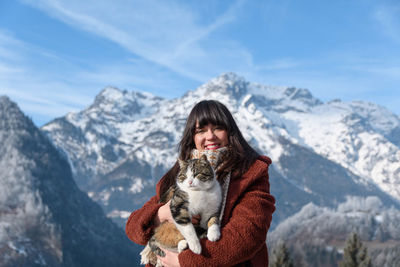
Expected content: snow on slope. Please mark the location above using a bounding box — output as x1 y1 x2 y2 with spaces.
275 100 400 200
270 196 400 243
42 73 400 204
268 195 400 266
42 87 168 187
192 74 400 201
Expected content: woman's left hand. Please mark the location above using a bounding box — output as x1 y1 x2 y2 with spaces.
157 248 181 267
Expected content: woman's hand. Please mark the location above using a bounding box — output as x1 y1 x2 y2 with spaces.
157 248 181 267
154 200 174 226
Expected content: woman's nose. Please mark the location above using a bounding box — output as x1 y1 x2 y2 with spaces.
205 129 215 139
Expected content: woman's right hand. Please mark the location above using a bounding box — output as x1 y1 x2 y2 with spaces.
155 200 200 225
155 200 174 225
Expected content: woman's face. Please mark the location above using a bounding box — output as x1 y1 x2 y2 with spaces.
194 122 228 151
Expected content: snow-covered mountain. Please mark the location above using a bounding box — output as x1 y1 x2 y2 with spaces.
0 96 140 266
268 196 400 266
41 73 400 229
42 87 166 189
275 99 400 200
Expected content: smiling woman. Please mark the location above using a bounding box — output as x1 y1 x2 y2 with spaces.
192 102 231 151
194 123 228 151
125 100 275 267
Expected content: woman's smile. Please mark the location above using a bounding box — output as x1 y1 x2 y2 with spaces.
194 122 228 152
205 143 221 150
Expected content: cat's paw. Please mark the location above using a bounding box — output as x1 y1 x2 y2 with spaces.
188 239 202 254
140 245 152 264
156 259 163 267
177 240 188 252
207 224 221 241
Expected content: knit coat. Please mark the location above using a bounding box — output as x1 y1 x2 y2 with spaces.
125 156 275 267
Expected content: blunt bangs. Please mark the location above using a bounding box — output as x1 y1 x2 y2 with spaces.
191 100 230 131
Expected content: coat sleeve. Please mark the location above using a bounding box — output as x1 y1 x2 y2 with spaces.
125 174 169 245
125 195 164 245
178 161 276 267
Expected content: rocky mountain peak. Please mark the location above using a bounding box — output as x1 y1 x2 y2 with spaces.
98 86 124 99
90 86 133 110
283 87 319 102
0 95 32 130
194 72 249 99
213 72 248 84
280 87 323 110
0 96 139 266
82 86 164 123
0 95 12 106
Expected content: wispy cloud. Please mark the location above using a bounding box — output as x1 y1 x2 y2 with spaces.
0 29 94 125
15 0 323 88
374 4 400 43
0 26 197 125
369 66 400 78
350 64 400 80
0 31 25 61
21 0 247 82
164 0 244 65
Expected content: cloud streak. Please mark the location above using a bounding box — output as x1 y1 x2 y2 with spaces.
0 26 197 125
21 0 247 82
374 4 400 43
0 29 95 125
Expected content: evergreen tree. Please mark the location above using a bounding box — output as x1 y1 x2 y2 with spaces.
270 242 294 267
339 233 372 267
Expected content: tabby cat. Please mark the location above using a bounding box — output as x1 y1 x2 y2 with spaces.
141 154 222 266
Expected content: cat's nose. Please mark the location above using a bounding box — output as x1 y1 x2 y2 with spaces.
188 180 193 185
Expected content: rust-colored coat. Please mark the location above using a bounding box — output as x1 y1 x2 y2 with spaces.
125 156 276 267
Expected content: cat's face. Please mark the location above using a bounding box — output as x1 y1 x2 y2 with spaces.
177 155 215 191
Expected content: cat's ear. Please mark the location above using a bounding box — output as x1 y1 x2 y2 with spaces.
200 154 208 162
178 158 186 168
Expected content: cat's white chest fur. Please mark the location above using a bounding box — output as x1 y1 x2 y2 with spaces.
188 186 221 212
186 184 222 229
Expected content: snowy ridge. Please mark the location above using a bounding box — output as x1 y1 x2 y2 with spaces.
276 100 400 200
42 87 168 188
41 72 400 226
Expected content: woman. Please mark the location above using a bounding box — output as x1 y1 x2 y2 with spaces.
126 100 275 267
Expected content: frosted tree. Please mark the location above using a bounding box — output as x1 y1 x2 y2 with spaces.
339 233 372 267
270 242 294 267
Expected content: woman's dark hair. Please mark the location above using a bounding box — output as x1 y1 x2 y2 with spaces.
160 100 260 196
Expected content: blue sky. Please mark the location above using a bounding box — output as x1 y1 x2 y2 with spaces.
0 0 399 126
